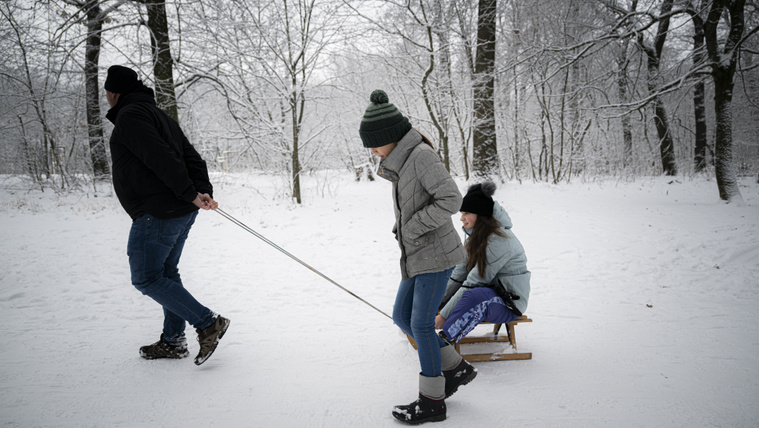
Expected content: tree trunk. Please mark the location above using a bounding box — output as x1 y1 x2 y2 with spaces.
144 0 178 122
512 62 521 181
454 3 475 180
84 1 109 179
693 79 708 172
705 0 745 202
471 0 498 178
421 21 448 171
692 9 708 172
511 4 523 182
638 0 677 176
567 0 583 175
713 75 741 201
653 97 677 175
616 41 633 168
291 88 302 204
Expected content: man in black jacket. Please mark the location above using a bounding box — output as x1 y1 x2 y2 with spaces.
105 65 229 366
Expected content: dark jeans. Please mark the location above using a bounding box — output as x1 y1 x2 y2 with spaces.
392 267 454 377
127 211 214 345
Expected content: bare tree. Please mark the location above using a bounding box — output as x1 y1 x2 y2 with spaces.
564 0 586 177
688 0 710 173
704 0 750 202
4 0 756 195
1 1 68 188
616 38 635 168
503 1 527 182
472 0 498 178
637 0 678 176
451 0 477 179
133 0 178 122
345 0 464 173
62 0 129 180
183 0 347 203
515 0 595 183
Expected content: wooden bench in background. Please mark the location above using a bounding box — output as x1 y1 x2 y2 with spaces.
406 315 533 362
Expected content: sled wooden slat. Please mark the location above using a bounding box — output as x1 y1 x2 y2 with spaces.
406 315 533 362
460 351 532 362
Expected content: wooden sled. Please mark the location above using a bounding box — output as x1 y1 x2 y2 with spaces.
406 315 533 362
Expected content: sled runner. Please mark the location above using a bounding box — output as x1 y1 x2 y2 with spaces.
406 315 533 362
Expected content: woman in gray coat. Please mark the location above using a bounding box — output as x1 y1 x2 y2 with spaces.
359 90 476 425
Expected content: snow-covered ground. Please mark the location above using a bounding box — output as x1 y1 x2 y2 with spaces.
1 173 758 427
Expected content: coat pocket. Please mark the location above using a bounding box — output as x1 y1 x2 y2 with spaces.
401 228 428 258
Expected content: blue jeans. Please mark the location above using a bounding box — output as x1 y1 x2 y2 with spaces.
393 267 454 377
442 287 519 343
127 211 214 345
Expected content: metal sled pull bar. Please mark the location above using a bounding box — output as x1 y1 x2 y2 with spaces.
214 208 392 320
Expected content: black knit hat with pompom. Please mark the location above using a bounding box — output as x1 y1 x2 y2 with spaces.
359 89 412 148
460 181 496 216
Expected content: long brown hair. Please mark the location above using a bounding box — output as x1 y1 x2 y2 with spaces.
415 128 435 149
465 214 507 277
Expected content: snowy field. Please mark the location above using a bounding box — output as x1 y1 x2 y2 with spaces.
1 172 758 427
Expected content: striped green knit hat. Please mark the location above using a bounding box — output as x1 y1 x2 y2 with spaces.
359 90 412 148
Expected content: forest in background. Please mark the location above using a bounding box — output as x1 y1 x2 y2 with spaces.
1 0 757 203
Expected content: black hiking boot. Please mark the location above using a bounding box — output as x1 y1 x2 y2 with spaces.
392 394 446 425
443 359 477 398
139 339 189 360
194 315 230 366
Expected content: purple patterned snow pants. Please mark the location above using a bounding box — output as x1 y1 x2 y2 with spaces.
442 287 519 343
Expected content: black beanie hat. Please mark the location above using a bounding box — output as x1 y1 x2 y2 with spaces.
460 181 496 216
359 90 412 148
104 65 139 94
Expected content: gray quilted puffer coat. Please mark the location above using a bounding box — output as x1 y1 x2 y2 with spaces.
377 129 466 279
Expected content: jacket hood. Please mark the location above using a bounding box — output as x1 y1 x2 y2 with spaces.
492 201 513 229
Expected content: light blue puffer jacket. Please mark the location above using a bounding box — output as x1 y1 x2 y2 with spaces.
439 201 531 319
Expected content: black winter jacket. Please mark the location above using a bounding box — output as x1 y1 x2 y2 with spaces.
106 89 213 219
